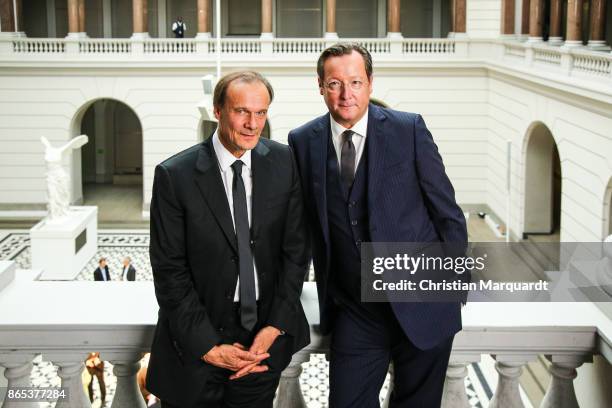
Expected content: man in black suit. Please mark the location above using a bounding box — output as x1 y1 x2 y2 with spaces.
146 71 310 408
289 43 467 407
93 257 111 281
121 256 136 281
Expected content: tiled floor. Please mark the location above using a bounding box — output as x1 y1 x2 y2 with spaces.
0 216 532 407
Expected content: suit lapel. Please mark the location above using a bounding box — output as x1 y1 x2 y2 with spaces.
250 141 271 240
194 138 238 254
367 104 387 205
310 115 330 245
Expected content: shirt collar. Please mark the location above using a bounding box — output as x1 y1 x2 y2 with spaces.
330 109 369 139
212 130 252 172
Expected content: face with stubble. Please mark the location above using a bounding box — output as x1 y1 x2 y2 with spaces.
319 50 373 129
214 81 270 158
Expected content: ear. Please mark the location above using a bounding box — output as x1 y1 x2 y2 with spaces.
213 106 221 121
318 78 324 96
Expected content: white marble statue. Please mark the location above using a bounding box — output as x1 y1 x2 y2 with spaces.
41 135 88 221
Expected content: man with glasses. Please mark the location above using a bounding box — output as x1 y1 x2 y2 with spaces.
288 43 467 407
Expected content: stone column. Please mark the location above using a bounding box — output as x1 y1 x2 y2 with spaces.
131 0 149 38
548 0 563 44
520 0 530 40
565 0 583 47
387 0 402 39
451 0 466 37
78 0 85 33
66 0 80 37
196 0 210 38
501 0 515 37
588 0 608 49
527 0 544 42
260 0 273 39
325 0 338 39
0 0 22 34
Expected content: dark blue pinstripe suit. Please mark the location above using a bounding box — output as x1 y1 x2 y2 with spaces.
289 103 468 407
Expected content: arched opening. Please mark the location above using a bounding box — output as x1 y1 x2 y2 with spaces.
523 122 561 241
77 99 144 224
604 178 612 239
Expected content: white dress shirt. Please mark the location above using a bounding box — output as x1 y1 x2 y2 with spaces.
212 131 260 301
122 265 130 281
330 109 369 173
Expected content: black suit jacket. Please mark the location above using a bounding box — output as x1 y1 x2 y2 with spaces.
93 266 110 281
122 265 136 281
289 104 467 350
146 137 310 407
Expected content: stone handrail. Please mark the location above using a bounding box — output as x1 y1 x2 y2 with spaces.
0 264 610 408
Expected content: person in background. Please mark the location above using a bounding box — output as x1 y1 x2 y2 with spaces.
93 258 111 281
172 17 186 38
85 352 106 405
121 256 136 281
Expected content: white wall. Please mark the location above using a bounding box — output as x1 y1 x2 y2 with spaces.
0 68 490 210
486 75 612 241
467 0 501 38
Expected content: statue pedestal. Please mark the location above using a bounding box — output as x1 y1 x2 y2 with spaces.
31 206 98 280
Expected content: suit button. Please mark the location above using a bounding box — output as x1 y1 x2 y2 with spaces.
218 327 224 332
226 291 233 300
231 256 237 263
250 239 255 246
355 239 362 246
351 220 358 226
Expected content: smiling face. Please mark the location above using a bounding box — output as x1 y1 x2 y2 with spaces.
319 50 373 129
214 80 270 158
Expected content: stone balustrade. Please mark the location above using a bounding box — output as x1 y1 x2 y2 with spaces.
1 36 610 90
1 266 611 408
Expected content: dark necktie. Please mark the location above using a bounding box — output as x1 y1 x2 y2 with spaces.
230 160 257 331
340 130 356 193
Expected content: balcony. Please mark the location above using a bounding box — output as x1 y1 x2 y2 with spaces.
1 257 611 408
1 36 610 104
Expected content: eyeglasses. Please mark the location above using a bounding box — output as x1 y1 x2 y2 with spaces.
323 79 367 92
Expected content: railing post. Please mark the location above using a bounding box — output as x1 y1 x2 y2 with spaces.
106 353 146 408
46 354 92 408
560 47 573 75
489 356 532 408
0 354 38 408
65 39 80 55
274 350 308 408
524 43 534 66
441 355 478 408
389 38 402 57
0 38 13 54
131 38 144 56
261 38 273 56
196 37 209 55
540 355 587 408
454 38 469 58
